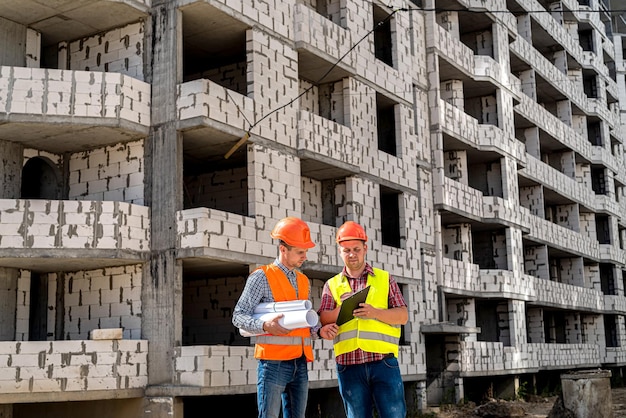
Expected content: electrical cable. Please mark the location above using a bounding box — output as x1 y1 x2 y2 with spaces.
224 8 401 158
224 3 622 159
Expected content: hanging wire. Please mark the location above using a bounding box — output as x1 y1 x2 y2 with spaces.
224 8 402 158
223 3 621 159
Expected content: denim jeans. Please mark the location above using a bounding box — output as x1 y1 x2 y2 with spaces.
257 356 309 418
337 356 406 418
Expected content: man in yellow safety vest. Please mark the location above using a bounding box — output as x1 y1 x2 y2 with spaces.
319 220 408 418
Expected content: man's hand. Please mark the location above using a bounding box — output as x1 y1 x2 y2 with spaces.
319 323 339 340
353 303 379 320
339 291 354 302
263 314 289 335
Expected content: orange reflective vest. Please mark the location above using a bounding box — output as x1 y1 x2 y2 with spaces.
253 264 314 362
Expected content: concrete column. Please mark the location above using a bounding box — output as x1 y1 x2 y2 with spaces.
552 50 568 74
0 140 23 199
561 150 576 179
143 397 183 418
415 378 427 412
556 100 572 126
519 70 536 101
561 370 613 418
454 376 465 404
498 375 519 400
142 0 183 397
0 268 17 341
523 127 540 158
508 300 527 346
516 14 532 42
0 404 13 418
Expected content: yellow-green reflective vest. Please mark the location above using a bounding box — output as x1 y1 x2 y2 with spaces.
328 268 401 357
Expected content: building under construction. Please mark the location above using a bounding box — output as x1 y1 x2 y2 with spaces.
1 0 626 416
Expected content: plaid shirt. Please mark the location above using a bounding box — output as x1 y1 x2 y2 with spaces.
232 259 317 338
318 263 406 365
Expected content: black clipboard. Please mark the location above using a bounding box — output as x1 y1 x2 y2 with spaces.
336 286 371 326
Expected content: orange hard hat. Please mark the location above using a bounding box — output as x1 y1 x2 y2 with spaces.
336 221 368 243
270 217 315 248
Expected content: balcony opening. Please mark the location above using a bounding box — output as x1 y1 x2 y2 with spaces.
457 10 494 58
442 224 472 262
301 176 346 228
182 263 249 346
29 272 48 341
600 263 616 295
547 252 583 286
468 158 503 197
591 166 607 195
373 4 394 67
607 59 616 83
182 5 248 94
436 11 456 33
540 149 567 174
472 229 507 269
380 186 402 248
523 242 546 279
526 306 543 343
376 93 398 156
461 28 494 58
519 183 539 215
548 256 563 283
611 133 620 157
595 214 611 244
587 120 602 146
463 86 498 126
182 267 329 347
604 314 618 347
583 73 598 98
21 156 62 200
183 135 248 215
578 29 594 52
298 78 347 126
544 310 566 343
476 300 509 345
309 0 346 26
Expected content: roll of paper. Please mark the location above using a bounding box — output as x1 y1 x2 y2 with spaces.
239 309 319 337
254 300 312 314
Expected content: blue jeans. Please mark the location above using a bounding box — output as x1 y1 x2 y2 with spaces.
257 356 309 418
337 355 406 418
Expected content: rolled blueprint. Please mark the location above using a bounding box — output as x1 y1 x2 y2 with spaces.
253 300 312 314
239 309 319 337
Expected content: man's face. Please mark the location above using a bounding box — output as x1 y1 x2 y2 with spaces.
338 240 367 271
280 245 309 270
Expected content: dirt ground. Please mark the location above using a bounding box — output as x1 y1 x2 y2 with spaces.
422 386 626 417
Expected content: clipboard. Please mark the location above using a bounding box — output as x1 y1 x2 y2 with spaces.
336 286 371 326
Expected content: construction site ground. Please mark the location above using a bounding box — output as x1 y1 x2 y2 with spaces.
420 385 626 417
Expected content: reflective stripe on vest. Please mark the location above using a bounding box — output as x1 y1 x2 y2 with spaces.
328 268 400 357
334 329 399 345
253 264 314 362
253 336 312 346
